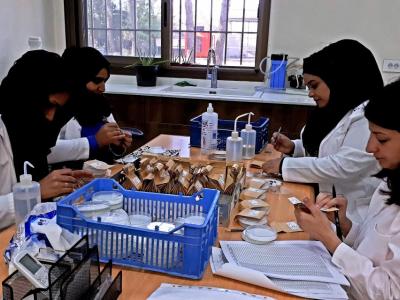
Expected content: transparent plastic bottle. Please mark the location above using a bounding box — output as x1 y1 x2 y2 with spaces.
241 112 256 159
201 103 218 155
13 162 41 225
226 131 243 163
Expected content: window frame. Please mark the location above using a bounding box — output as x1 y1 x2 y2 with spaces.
64 0 271 81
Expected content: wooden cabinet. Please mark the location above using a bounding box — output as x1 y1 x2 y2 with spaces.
106 93 313 148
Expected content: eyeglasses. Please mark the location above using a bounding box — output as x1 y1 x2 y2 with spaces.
91 76 109 84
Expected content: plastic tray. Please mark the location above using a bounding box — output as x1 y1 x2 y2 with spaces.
190 115 269 153
57 179 219 279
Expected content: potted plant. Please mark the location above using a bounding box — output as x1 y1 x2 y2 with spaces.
125 50 169 87
171 49 193 67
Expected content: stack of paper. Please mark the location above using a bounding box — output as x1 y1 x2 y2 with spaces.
211 240 349 300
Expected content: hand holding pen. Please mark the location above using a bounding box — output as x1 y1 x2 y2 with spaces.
270 127 295 155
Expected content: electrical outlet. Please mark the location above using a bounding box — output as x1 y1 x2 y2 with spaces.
382 59 400 73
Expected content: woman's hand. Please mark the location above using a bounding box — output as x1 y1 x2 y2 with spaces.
271 132 295 154
39 169 78 199
95 123 125 147
316 193 352 237
294 197 342 253
121 130 133 148
262 158 282 174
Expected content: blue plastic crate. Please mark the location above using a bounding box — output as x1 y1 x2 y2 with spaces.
57 179 219 279
190 115 269 153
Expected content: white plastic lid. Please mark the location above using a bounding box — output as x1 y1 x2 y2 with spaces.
207 103 214 113
245 124 252 131
231 131 239 139
19 174 33 185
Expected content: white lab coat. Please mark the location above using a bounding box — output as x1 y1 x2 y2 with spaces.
0 116 16 229
47 114 116 164
332 181 400 300
281 102 381 223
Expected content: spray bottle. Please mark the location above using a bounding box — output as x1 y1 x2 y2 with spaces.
13 161 41 225
241 112 256 159
201 103 218 155
226 113 250 163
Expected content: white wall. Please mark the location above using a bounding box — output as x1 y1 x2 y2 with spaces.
268 0 400 83
0 0 65 80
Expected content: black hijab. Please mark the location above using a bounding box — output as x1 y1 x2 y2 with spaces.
365 79 400 206
0 50 71 180
302 39 384 156
61 47 111 125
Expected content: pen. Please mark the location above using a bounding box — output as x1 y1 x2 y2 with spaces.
273 126 282 146
332 185 343 241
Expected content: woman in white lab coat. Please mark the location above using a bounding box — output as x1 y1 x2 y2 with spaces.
47 47 131 165
0 51 92 229
263 39 383 223
295 79 400 300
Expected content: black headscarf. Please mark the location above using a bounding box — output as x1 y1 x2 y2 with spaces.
0 50 71 180
302 39 384 156
61 47 111 124
365 79 400 206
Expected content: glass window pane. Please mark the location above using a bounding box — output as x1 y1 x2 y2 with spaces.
242 33 256 66
180 32 194 63
136 31 150 56
106 0 121 29
181 0 195 31
173 0 180 30
212 0 228 32
136 0 150 30
226 33 242 66
195 32 210 65
122 30 135 56
87 0 93 28
121 0 135 29
92 0 106 28
228 0 243 32
87 29 94 47
244 0 258 33
196 0 211 32
172 31 181 62
107 30 121 55
150 31 162 57
93 29 107 53
150 0 161 30
211 32 226 65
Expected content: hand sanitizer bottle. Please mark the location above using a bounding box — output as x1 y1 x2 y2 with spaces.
241 112 256 159
13 161 41 225
201 103 218 155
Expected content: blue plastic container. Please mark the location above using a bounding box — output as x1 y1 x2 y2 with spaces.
269 54 288 89
190 115 269 153
57 179 219 279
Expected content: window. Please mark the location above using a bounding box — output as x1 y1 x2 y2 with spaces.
65 0 271 80
172 0 260 67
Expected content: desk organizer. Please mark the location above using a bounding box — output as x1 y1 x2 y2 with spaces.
57 179 219 279
2 236 122 300
190 115 269 153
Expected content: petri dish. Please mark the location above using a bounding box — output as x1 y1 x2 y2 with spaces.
148 146 166 154
242 225 277 244
76 203 110 218
129 213 152 228
147 222 175 232
92 191 124 210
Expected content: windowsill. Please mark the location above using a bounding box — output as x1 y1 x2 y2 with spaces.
106 75 315 106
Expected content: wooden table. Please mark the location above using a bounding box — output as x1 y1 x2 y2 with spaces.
0 135 312 299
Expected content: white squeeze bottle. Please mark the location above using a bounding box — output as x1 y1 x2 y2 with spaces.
201 103 218 155
226 113 249 163
241 112 256 159
13 161 41 225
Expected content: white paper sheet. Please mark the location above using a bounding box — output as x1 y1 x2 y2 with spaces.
220 240 349 286
148 283 275 300
210 247 348 300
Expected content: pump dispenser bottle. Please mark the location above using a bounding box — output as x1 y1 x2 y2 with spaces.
226 113 250 163
241 112 256 159
201 103 218 155
13 161 41 225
